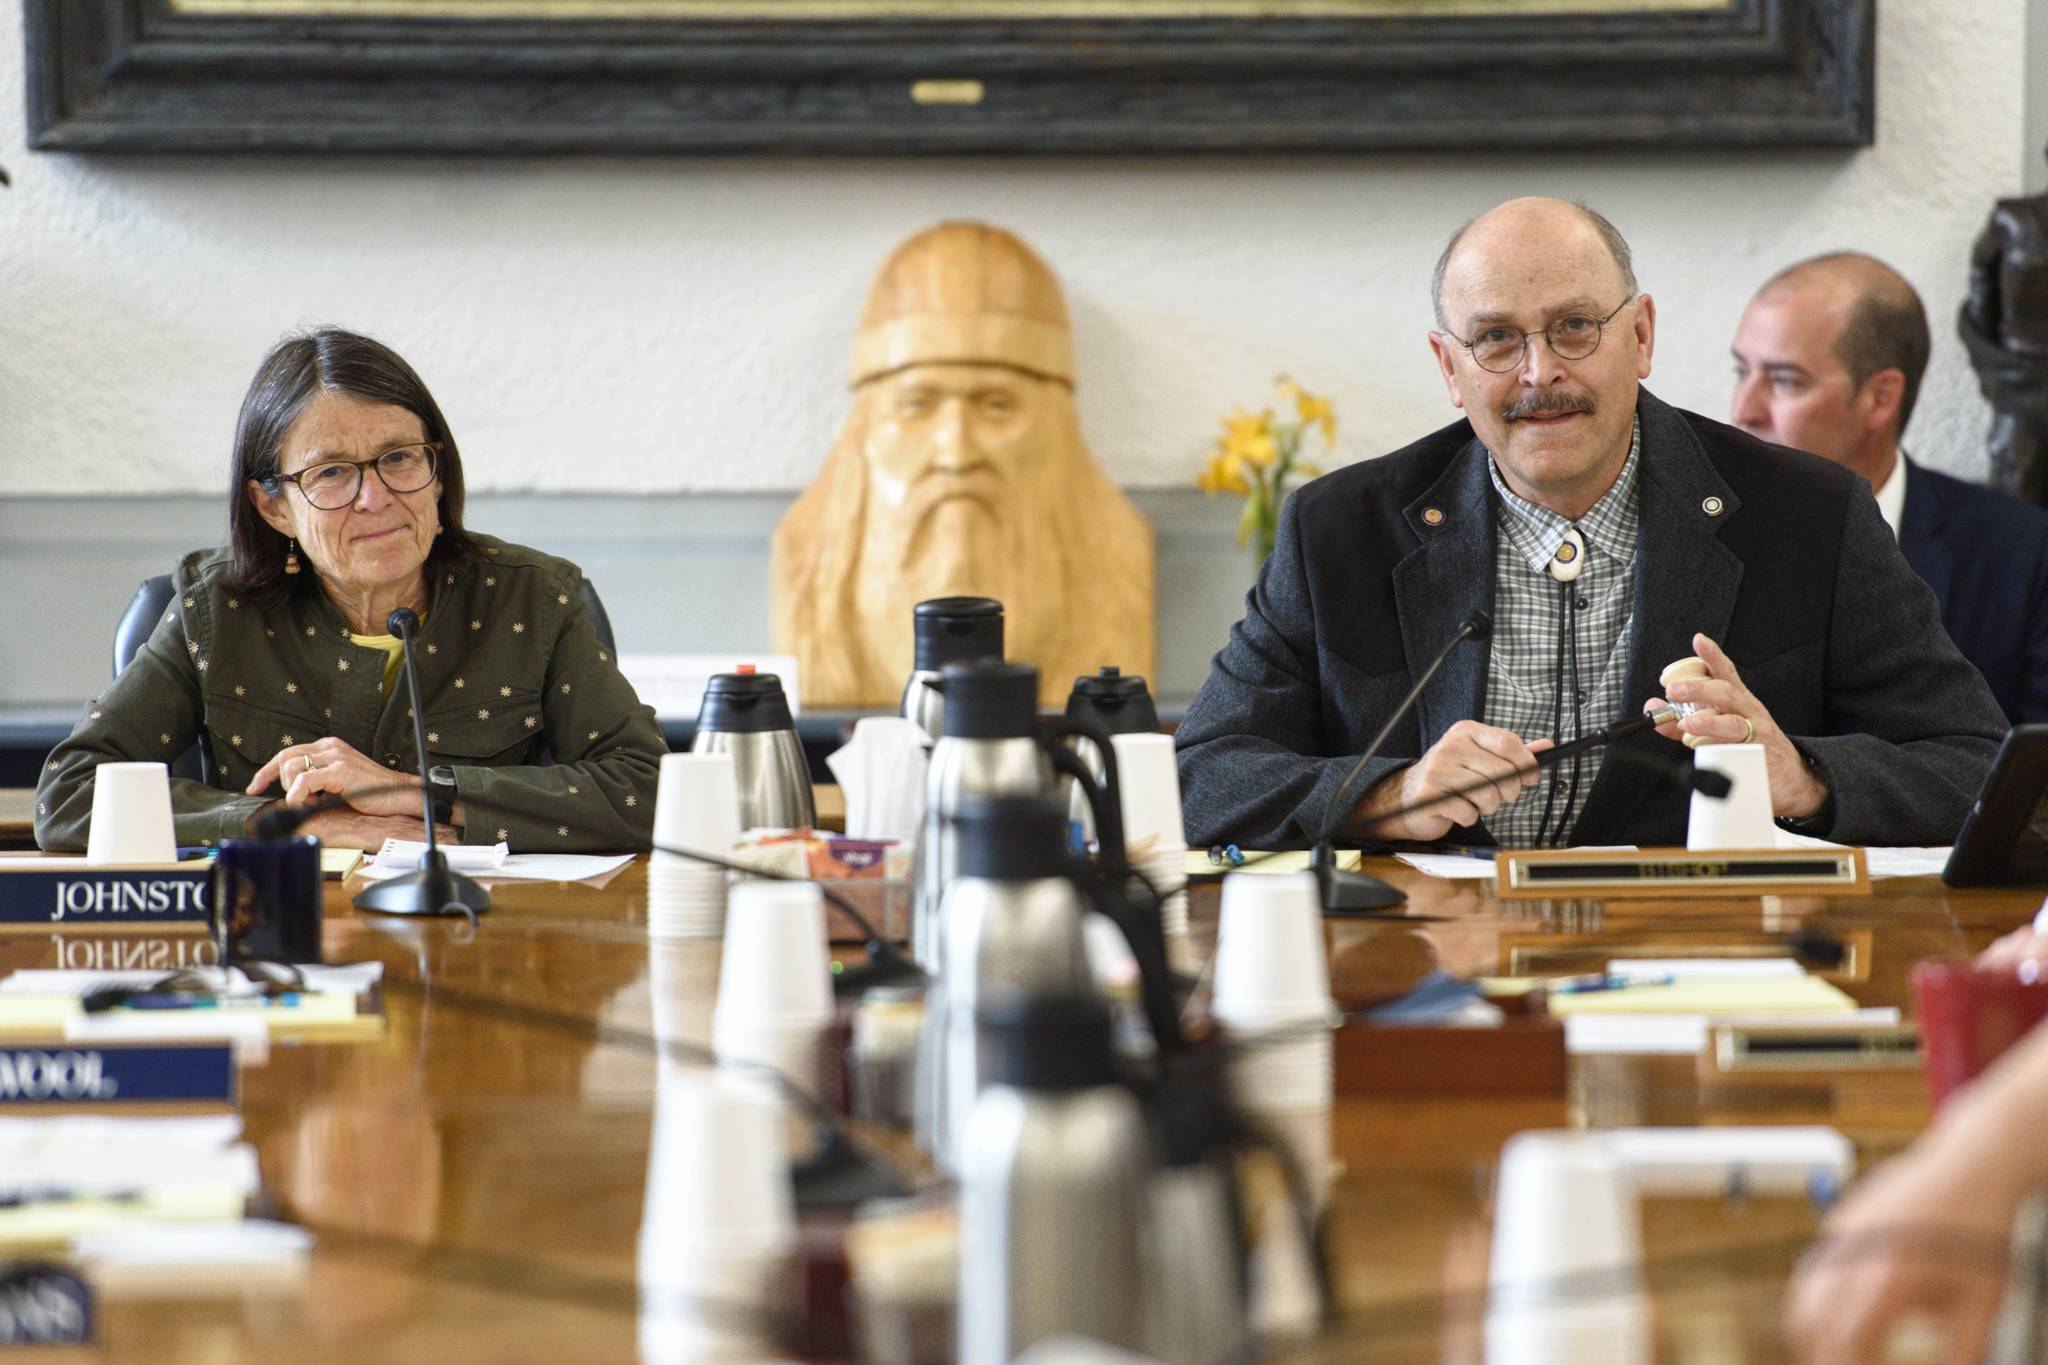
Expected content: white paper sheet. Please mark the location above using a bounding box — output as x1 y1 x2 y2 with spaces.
352 852 634 884
1603 958 1803 982
1392 853 1497 879
1565 1006 1900 1055
1773 829 1953 878
0 1115 258 1195
1 962 382 998
373 839 508 872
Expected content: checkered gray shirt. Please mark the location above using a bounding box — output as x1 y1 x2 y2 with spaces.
1479 419 1642 847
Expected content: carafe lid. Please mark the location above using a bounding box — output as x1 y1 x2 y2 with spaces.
954 794 1075 880
938 661 1039 739
980 989 1118 1091
913 597 1005 671
696 670 795 734
1063 666 1160 734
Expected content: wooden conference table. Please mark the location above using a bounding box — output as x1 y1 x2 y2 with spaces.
1 858 2039 1363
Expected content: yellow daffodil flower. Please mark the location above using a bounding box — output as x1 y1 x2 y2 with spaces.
1195 449 1249 496
1278 374 1337 444
1222 407 1273 449
1228 430 1280 468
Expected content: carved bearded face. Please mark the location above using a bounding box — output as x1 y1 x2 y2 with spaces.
846 361 1071 680
858 362 1063 582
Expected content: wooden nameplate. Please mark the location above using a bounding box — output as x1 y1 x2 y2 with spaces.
1496 846 1869 899
1333 1015 1565 1095
1701 1020 1920 1080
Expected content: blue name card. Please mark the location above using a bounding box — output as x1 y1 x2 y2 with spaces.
0 1042 236 1109
0 868 211 930
0 1264 93 1348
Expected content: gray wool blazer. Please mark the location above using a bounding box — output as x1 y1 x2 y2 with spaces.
1175 389 2008 850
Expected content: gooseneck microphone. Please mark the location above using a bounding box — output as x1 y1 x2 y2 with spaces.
1356 720 1731 842
352 607 491 921
1309 609 1493 915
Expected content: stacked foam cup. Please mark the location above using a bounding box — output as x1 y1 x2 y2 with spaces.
1210 871 1336 1117
648 752 743 938
712 880 835 1102
1484 1132 1651 1365
1110 732 1190 940
86 761 178 864
638 1066 798 1361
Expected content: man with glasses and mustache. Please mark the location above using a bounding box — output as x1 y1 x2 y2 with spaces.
1177 196 2006 851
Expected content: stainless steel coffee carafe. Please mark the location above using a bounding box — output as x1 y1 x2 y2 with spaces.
929 795 1096 1176
899 597 1004 745
689 668 815 831
910 661 1051 974
1061 665 1161 845
958 990 1151 1365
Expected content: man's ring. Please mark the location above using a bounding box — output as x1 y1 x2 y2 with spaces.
1739 716 1756 744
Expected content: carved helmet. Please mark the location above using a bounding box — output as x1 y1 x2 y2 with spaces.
849 221 1075 389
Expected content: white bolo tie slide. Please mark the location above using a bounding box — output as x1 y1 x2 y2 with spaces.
1548 527 1586 583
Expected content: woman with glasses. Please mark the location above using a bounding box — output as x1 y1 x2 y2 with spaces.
35 328 665 853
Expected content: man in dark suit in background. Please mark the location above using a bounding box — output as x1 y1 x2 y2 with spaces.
1733 252 2048 725
1176 199 2006 852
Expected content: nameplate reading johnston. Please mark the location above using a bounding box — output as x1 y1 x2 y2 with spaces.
0 866 212 929
1496 847 1870 899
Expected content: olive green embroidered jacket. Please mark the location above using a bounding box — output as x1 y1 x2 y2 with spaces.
36 536 663 853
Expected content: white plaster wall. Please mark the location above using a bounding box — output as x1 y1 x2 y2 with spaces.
0 1 2028 495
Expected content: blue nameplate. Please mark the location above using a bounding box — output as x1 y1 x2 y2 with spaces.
0 1264 93 1347
0 1042 237 1109
0 868 211 930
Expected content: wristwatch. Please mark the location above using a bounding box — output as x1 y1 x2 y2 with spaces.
427 765 458 825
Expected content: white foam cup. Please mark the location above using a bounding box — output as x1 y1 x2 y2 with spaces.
85 761 177 864
653 752 742 869
1137 846 1191 939
647 937 722 1057
1487 1132 1646 1327
715 880 833 1024
1109 731 1187 853
646 861 729 939
1212 871 1333 1026
638 1069 797 1357
713 1015 829 1101
1686 743 1775 850
641 1068 796 1259
1224 1027 1334 1114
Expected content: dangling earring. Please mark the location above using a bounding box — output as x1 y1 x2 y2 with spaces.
284 538 302 576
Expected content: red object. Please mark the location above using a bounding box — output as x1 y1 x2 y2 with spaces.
736 663 757 675
1912 959 2048 1111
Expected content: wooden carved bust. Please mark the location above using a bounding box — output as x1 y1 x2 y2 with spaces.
773 221 1156 707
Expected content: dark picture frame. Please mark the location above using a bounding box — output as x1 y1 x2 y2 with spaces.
25 0 1873 155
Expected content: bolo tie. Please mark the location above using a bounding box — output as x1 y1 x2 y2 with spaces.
1533 526 1588 848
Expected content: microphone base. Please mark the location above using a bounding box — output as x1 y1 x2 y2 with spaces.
352 851 492 919
1312 842 1407 915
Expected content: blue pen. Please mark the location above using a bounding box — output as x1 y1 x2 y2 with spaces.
175 846 218 861
1551 973 1675 995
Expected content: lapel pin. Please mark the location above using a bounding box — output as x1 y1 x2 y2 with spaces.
1422 506 1445 526
1702 496 1725 517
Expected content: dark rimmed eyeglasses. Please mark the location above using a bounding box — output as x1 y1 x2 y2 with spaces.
1439 297 1635 374
262 442 440 511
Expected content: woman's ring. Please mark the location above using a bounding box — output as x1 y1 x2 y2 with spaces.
303 754 318 773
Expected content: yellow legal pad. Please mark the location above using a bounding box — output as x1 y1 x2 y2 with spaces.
1542 976 1859 1017
320 848 364 879
1182 848 1361 878
0 1185 249 1250
0 991 380 1041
